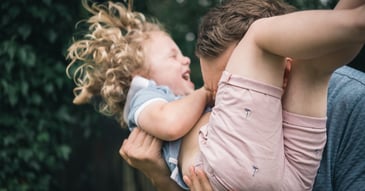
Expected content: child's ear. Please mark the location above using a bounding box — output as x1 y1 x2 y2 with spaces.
73 86 92 105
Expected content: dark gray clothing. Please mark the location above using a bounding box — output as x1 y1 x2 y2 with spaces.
313 66 365 191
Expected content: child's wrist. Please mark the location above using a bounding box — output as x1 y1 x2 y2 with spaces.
201 86 215 106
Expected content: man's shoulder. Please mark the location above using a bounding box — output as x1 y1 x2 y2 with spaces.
320 66 365 191
329 66 365 115
329 66 365 99
331 66 365 86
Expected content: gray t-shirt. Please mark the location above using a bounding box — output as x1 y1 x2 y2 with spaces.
313 66 365 191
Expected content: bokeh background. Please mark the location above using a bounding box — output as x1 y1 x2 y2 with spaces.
1 0 364 190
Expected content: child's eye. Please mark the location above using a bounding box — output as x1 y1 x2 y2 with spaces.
170 53 178 59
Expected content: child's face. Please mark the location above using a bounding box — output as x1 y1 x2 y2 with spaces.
199 44 236 94
143 31 194 96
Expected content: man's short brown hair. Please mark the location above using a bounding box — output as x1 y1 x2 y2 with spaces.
195 0 296 58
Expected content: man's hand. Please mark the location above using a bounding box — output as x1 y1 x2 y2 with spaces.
119 128 214 191
119 128 184 191
184 166 213 191
119 128 164 173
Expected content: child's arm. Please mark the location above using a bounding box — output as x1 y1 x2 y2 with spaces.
253 4 365 60
336 0 365 9
137 87 211 141
226 3 365 88
289 0 365 70
329 0 365 64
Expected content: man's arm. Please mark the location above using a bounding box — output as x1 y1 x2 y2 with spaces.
119 127 214 191
119 128 184 191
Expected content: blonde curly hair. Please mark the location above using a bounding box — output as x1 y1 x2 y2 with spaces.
66 0 166 126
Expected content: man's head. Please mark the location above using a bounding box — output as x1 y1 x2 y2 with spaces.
196 0 297 59
196 0 296 93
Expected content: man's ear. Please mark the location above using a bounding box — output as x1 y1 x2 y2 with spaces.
285 58 292 72
283 58 293 90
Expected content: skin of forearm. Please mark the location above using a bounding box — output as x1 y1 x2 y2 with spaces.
335 0 365 9
150 175 184 191
143 160 184 191
160 87 211 140
334 0 364 61
139 87 211 141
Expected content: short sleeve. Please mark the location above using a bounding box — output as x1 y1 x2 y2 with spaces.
313 66 365 191
127 85 177 130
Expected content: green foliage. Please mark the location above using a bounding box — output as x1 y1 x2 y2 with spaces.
0 0 101 190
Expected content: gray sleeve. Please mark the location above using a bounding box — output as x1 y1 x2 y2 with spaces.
313 66 365 191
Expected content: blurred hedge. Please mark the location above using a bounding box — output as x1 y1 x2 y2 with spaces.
1 0 353 191
0 0 102 190
0 0 218 190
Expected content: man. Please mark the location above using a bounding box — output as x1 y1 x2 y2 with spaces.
120 0 365 190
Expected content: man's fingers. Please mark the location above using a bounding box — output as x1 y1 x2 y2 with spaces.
120 139 136 166
183 175 193 188
188 166 199 190
196 168 212 191
127 128 138 143
185 166 213 191
142 130 154 146
119 139 129 160
149 136 162 149
132 128 152 147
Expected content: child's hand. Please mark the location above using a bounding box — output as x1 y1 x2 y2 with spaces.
202 86 215 107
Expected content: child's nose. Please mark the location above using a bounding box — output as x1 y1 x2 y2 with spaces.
181 56 190 65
